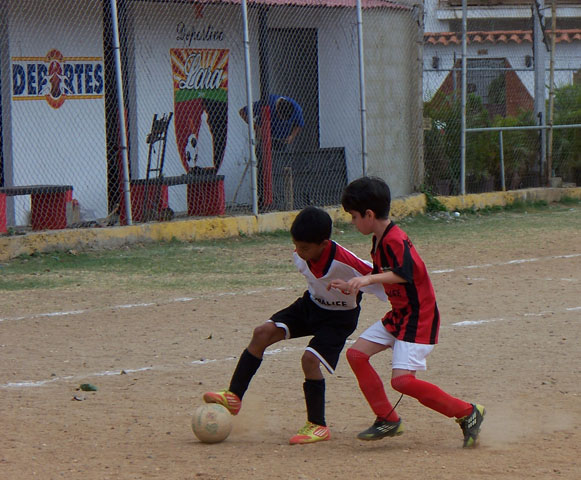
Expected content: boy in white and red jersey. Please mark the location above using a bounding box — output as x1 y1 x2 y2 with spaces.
329 177 485 448
203 206 386 444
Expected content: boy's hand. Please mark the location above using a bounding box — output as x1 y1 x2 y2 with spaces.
327 279 349 294
328 277 370 295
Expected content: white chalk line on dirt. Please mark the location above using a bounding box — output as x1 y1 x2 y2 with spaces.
2 306 580 390
0 347 307 389
0 287 290 323
1 253 580 324
452 304 581 326
429 252 581 274
1 347 309 389
0 367 152 389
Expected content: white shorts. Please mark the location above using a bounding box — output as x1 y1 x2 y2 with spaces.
359 320 435 371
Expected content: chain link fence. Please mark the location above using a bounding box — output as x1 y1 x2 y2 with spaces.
0 0 423 233
423 2 581 195
1 1 108 231
5 1 578 234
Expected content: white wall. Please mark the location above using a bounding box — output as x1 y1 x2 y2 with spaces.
364 8 422 197
129 3 372 209
424 0 443 33
129 3 253 208
265 6 364 182
244 5 419 197
6 0 108 223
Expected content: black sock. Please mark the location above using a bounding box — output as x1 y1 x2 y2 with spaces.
228 348 262 400
303 378 326 426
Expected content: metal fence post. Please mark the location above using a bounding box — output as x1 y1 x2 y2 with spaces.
499 130 506 191
241 0 258 216
356 0 367 177
547 0 557 184
109 0 132 225
533 0 547 184
460 0 467 195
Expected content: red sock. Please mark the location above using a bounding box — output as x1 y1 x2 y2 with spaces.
346 348 399 422
391 374 473 418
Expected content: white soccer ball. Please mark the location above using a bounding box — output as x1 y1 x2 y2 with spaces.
191 403 233 443
185 133 198 169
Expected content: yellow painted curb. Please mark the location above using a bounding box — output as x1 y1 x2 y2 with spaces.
436 186 581 211
1 187 579 262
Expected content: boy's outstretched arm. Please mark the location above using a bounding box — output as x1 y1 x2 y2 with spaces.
328 271 406 295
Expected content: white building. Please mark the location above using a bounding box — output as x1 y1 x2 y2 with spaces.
423 0 581 103
1 0 423 229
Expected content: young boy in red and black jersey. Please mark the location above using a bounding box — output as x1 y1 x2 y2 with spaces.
329 177 485 448
203 206 387 444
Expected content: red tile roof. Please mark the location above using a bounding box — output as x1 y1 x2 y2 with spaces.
184 0 408 8
425 29 581 45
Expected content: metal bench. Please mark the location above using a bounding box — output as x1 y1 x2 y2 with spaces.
128 172 225 222
123 112 225 223
0 184 73 232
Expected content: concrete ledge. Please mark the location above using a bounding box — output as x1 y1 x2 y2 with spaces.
1 187 579 262
436 186 581 211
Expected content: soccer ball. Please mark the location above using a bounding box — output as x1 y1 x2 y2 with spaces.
191 403 233 443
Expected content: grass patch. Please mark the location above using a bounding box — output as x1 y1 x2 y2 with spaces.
504 199 548 211
1 200 579 293
0 234 299 292
559 195 581 205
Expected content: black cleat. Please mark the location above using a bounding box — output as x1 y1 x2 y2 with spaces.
357 417 404 441
457 404 486 448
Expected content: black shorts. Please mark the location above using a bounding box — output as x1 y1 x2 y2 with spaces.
270 291 359 374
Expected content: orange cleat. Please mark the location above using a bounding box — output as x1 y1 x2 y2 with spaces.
202 390 242 415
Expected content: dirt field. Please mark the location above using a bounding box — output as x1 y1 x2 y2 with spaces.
1 210 580 480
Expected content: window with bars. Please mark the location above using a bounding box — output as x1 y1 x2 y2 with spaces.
467 58 506 106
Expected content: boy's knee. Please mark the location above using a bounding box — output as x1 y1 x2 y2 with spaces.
301 350 318 366
301 351 321 374
251 322 277 345
391 374 415 394
346 347 369 368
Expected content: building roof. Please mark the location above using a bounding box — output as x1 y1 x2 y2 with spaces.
425 29 581 46
155 0 409 8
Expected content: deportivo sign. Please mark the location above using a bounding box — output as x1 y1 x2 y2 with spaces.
170 48 228 172
12 49 104 109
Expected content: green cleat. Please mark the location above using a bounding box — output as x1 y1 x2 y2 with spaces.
289 421 330 445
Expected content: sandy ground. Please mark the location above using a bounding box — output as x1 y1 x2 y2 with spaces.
1 222 580 480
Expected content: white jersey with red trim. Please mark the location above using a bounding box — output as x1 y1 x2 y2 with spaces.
293 241 388 311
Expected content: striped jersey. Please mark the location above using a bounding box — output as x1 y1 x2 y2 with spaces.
372 222 440 344
294 241 387 311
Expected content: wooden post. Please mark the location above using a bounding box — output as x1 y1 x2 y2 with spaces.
283 167 294 211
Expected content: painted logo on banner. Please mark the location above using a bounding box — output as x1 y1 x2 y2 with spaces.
170 48 228 173
12 49 104 109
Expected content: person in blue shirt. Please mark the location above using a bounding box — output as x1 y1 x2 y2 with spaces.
239 94 304 151
239 94 304 210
